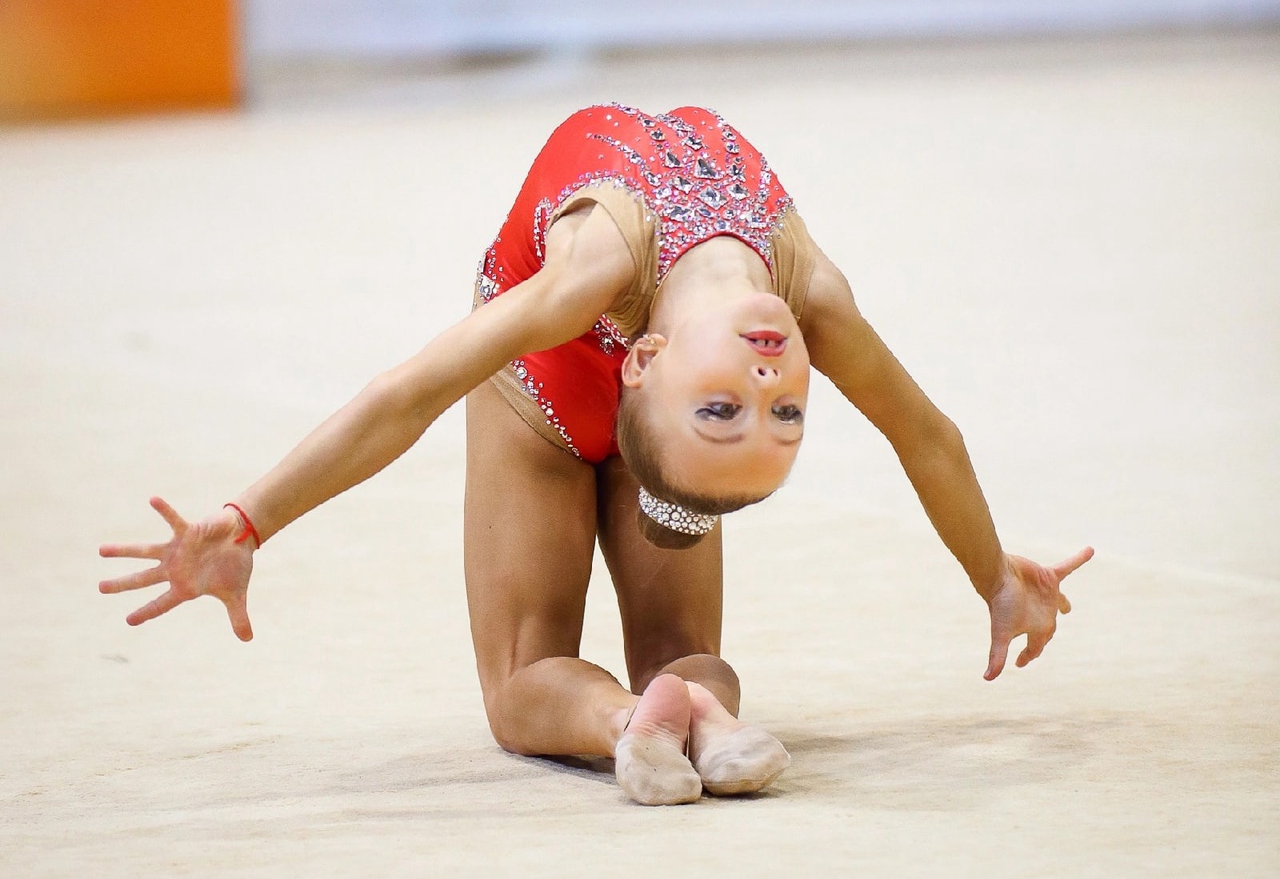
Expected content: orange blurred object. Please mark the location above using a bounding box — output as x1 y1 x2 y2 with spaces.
0 1 239 122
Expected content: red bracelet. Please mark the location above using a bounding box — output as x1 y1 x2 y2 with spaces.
224 503 262 548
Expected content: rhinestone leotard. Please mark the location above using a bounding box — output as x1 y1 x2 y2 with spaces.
475 104 808 464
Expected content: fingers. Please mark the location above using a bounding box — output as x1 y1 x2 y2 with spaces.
223 595 254 642
98 564 167 594
98 497 187 559
150 496 189 536
1016 629 1052 668
1052 546 1095 580
984 636 1010 681
114 586 255 642
125 590 184 626
987 622 1058 679
99 541 167 561
1058 590 1072 615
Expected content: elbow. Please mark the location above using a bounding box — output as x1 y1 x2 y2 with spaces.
933 411 964 450
930 412 968 463
892 406 965 463
363 369 433 428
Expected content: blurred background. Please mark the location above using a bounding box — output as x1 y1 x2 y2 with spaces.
1 1 1278 580
4 0 1280 120
1 10 1278 873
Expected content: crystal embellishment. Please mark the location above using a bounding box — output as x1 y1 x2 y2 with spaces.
475 104 798 462
638 487 719 536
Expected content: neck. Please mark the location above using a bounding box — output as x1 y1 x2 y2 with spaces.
649 236 773 334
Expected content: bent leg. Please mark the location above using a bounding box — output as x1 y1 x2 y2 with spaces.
596 455 736 701
464 382 699 803
596 455 789 795
465 380 625 756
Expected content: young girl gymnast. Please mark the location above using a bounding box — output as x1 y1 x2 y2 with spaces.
99 104 1093 806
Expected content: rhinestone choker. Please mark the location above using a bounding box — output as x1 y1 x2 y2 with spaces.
637 487 719 536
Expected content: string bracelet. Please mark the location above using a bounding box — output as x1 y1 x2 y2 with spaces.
224 503 262 548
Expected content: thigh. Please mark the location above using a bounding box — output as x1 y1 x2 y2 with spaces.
464 379 598 699
595 455 725 693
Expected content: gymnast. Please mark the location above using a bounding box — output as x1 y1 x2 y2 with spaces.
99 104 1093 805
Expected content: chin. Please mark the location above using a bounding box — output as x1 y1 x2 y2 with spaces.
739 291 796 322
705 470 788 503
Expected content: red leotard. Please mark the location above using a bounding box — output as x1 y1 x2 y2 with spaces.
476 104 798 464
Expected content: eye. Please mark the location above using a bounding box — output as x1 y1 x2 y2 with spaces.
772 404 804 424
697 402 741 421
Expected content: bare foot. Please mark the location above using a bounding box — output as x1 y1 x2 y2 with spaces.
686 681 790 796
614 674 702 806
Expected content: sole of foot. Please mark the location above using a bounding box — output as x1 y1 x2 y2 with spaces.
686 682 790 796
614 674 702 806
692 725 791 796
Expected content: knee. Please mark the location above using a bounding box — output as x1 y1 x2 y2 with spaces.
480 683 536 756
635 652 739 695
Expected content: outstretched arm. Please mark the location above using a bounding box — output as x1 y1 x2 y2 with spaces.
100 205 634 637
799 247 1091 678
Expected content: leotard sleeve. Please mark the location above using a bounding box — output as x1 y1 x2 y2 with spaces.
769 210 817 324
552 181 657 340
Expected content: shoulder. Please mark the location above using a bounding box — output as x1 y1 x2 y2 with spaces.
541 202 637 315
547 200 635 278
496 203 637 351
796 247 937 436
797 246 898 403
798 246 865 353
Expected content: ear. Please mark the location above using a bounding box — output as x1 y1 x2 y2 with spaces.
621 334 666 388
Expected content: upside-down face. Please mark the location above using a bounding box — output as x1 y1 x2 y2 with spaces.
622 291 810 500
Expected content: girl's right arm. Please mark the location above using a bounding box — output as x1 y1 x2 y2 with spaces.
799 245 1092 679
99 205 634 638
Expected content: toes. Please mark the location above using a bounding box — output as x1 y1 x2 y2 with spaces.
615 734 702 806
693 726 791 797
613 674 701 805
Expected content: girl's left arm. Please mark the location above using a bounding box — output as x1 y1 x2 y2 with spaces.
232 207 631 544
100 206 633 638
800 248 1092 679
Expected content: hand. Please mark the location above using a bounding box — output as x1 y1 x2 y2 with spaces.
99 497 256 641
983 546 1094 680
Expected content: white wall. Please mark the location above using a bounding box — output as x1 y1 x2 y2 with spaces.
244 0 1280 60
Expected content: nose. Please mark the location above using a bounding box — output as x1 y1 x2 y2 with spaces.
752 365 780 386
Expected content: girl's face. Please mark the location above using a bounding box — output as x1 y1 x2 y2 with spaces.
624 292 811 499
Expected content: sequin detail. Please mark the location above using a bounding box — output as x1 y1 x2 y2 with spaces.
593 315 628 355
579 104 794 280
511 357 579 457
532 198 553 260
474 104 798 463
638 487 719 536
476 270 500 304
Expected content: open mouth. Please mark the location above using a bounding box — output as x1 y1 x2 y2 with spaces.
741 330 787 357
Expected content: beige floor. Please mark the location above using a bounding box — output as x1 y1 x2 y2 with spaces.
2 27 1277 878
